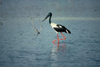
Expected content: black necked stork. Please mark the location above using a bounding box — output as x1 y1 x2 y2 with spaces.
42 12 71 45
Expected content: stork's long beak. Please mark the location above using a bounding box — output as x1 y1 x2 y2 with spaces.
42 14 49 22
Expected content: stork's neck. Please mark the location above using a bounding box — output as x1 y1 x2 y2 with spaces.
49 16 51 24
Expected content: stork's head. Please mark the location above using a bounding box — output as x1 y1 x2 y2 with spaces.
42 12 52 22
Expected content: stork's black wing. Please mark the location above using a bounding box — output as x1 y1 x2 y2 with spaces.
53 24 71 34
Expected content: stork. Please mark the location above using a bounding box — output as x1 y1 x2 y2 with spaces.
42 12 71 46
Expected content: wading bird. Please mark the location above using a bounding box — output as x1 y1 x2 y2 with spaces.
42 12 71 46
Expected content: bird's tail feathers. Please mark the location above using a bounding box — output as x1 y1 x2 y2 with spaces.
66 29 71 34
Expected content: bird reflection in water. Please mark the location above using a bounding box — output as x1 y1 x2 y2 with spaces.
53 43 66 52
50 43 67 67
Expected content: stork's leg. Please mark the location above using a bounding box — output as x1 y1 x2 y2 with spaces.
52 33 65 45
52 34 59 45
59 32 66 40
57 34 59 46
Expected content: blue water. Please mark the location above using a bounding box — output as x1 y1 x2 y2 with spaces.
0 0 100 67
0 18 100 67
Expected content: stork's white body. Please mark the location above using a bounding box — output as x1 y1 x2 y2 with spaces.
50 23 57 28
50 23 58 33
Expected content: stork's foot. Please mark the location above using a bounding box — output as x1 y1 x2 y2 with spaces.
52 39 59 46
52 39 57 44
